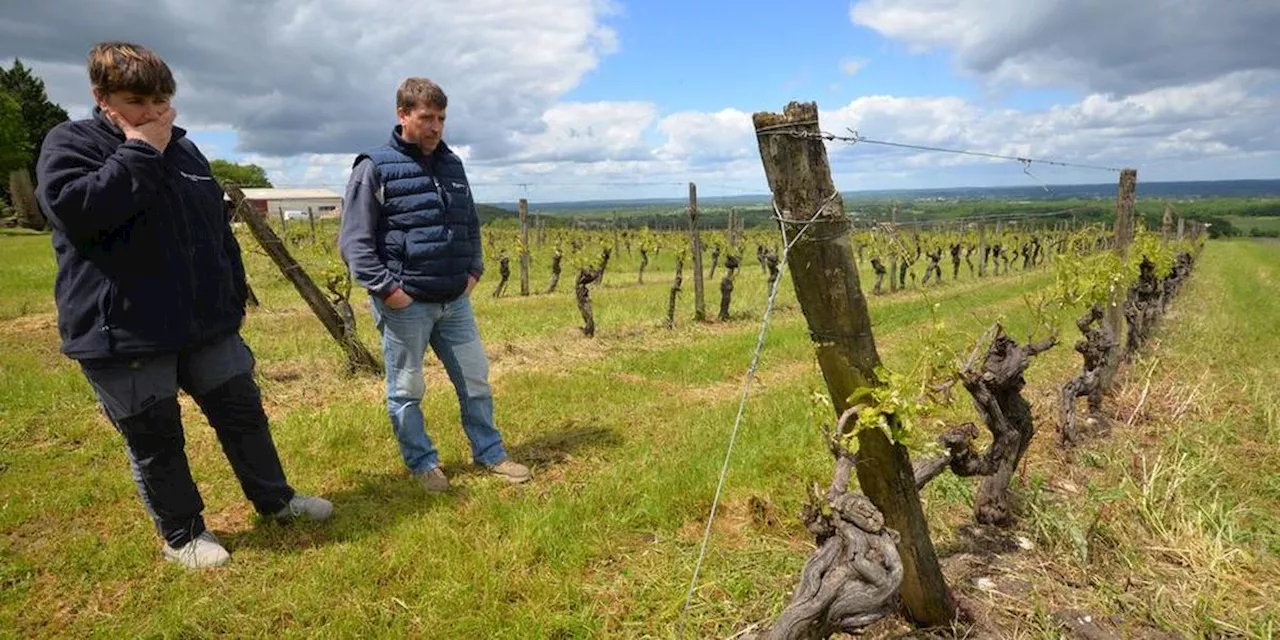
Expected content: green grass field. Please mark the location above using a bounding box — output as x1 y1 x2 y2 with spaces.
1227 215 1280 235
1 231 1276 638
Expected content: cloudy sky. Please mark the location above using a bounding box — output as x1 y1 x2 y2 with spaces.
2 0 1278 203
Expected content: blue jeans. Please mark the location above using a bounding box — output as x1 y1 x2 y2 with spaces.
370 294 508 473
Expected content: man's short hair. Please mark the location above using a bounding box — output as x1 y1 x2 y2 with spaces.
396 77 448 112
88 42 177 98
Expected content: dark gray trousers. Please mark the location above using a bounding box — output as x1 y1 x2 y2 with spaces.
79 334 294 547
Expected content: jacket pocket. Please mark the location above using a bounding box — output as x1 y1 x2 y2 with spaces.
97 280 118 351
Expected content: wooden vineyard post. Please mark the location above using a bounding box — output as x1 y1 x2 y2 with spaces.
1162 204 1173 243
519 198 531 296
753 102 955 627
1103 168 1137 387
224 183 382 375
1178 216 1185 242
307 206 317 245
688 183 707 321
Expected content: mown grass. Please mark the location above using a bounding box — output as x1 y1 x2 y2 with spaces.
1 228 1275 638
1226 215 1280 235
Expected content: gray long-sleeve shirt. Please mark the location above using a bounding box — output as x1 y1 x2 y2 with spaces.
338 158 399 299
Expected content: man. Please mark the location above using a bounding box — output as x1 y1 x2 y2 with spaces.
35 42 332 570
339 77 530 492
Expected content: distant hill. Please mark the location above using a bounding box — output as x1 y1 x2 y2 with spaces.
475 203 518 224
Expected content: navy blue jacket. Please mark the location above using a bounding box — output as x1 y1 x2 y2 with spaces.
36 108 249 361
338 128 482 303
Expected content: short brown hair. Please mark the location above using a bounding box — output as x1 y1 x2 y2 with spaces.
396 77 448 112
88 42 177 97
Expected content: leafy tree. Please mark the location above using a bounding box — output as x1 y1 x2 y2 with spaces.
0 59 69 168
1200 215 1236 238
209 159 273 188
0 91 30 183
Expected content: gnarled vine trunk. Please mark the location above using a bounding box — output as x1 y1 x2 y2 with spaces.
1059 304 1115 447
944 325 1056 526
575 267 599 337
493 255 510 298
546 250 562 293
666 256 684 329
766 461 904 639
718 255 741 321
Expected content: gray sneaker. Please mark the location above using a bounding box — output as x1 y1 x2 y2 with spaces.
273 494 334 522
486 459 532 484
415 467 449 493
163 531 230 569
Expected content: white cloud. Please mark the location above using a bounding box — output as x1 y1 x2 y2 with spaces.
1 0 620 160
507 101 658 163
3 0 1276 201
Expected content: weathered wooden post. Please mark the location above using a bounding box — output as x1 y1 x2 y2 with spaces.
1161 204 1173 243
1103 168 1137 387
307 206 317 245
753 102 955 628
277 206 286 233
732 208 742 250
1177 216 1185 242
225 184 382 375
688 182 707 321
519 198 531 296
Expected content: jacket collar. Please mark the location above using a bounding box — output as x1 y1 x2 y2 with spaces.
389 125 450 158
92 106 188 145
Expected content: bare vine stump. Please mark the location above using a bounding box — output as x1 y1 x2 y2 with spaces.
546 249 562 293
1060 305 1115 447
922 249 942 285
870 257 886 295
325 271 359 347
950 243 962 279
953 324 1057 526
710 245 722 280
666 255 684 329
766 249 781 288
1124 258 1160 357
575 268 599 337
718 255 741 321
598 247 611 286
493 255 510 297
638 248 649 284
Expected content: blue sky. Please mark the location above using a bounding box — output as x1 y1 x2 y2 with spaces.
564 0 975 108
7 0 1278 202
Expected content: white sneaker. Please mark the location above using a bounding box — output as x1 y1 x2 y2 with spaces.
273 494 334 522
163 531 231 569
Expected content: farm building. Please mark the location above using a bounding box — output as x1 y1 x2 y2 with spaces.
224 188 343 219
